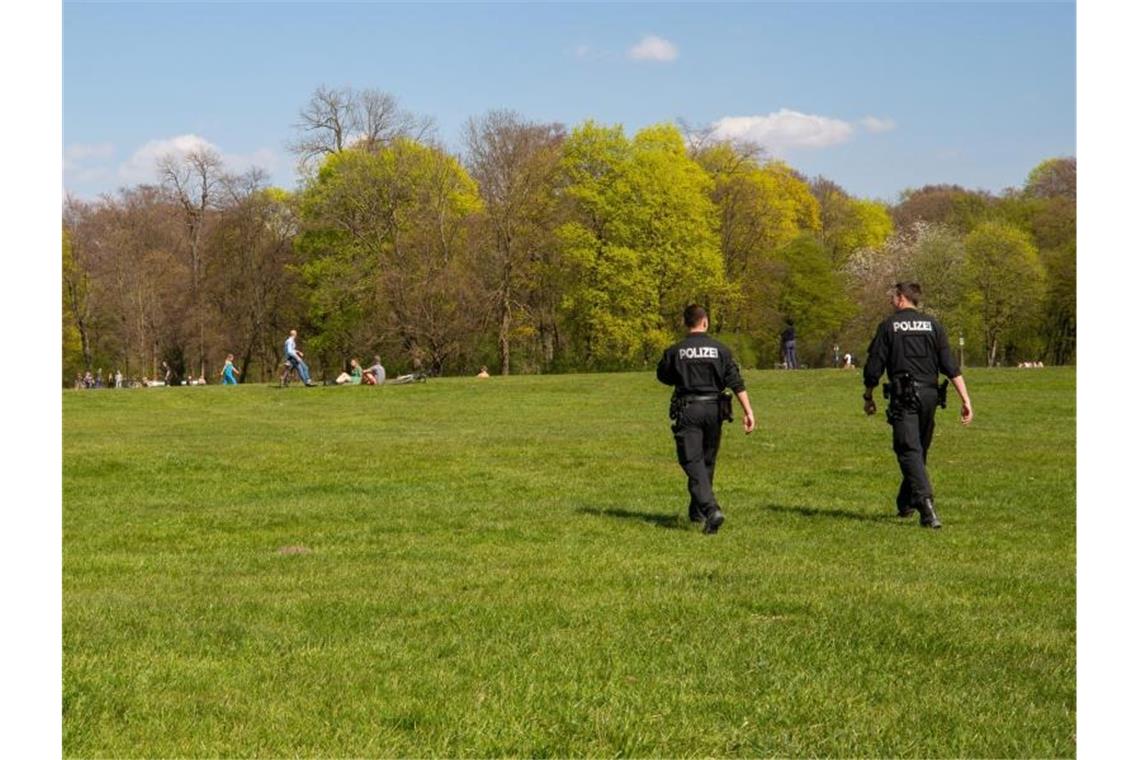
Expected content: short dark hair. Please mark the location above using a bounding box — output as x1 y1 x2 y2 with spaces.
895 282 922 306
683 304 707 328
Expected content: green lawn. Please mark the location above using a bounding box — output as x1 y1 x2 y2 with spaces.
63 368 1075 758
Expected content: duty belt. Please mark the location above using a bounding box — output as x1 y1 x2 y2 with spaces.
891 377 938 389
681 394 722 403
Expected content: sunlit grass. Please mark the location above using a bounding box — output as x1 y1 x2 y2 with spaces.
63 367 1075 757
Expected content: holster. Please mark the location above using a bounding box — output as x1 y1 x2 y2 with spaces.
669 393 684 421
718 393 734 423
937 379 949 409
883 372 919 424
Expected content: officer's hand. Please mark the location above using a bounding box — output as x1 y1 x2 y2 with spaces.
960 403 973 425
863 397 877 416
742 412 755 435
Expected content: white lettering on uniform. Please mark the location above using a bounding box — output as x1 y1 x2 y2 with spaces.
679 347 719 360
893 320 932 332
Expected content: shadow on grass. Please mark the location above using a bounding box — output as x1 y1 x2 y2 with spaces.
762 503 900 524
577 507 687 530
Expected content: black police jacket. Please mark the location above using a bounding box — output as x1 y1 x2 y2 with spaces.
656 333 746 395
863 307 960 388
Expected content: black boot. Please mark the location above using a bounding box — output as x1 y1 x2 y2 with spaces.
703 508 725 534
897 483 916 518
918 497 942 529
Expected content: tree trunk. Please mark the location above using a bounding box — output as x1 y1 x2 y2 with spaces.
498 275 511 375
78 317 92 372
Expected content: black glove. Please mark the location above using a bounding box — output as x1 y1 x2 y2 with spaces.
863 392 876 416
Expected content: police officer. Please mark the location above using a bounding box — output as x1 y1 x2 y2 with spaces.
657 304 756 534
862 283 974 528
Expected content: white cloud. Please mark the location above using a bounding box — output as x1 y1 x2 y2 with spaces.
628 34 678 62
861 116 897 133
118 134 217 183
709 109 855 152
117 134 278 184
64 142 114 171
574 44 592 59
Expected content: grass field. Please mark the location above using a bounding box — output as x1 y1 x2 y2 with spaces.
63 367 1075 758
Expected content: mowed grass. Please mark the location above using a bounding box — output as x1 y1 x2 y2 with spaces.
63 368 1075 758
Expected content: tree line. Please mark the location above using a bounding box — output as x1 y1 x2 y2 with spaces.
62 86 1076 385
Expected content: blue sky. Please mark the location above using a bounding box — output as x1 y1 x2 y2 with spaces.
63 1 1075 201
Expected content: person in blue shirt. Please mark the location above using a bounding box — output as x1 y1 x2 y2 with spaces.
220 354 240 385
283 329 316 386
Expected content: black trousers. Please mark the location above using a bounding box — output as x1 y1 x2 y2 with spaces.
672 400 723 517
891 386 939 510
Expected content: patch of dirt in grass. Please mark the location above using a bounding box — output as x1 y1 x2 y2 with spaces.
277 545 312 555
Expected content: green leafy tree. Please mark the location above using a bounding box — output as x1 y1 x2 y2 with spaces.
964 222 1045 366
772 234 856 366
558 121 724 366
297 139 484 374
1025 157 1076 201
893 184 994 233
1040 242 1076 364
61 227 88 381
695 143 820 336
812 177 893 265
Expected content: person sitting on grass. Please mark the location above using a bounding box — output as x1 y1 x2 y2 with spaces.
476 366 490 378
363 355 385 385
336 358 363 385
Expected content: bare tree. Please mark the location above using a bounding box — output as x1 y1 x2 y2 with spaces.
158 145 226 378
463 110 564 374
289 85 357 168
290 85 432 170
62 188 187 384
356 88 434 151
63 197 95 372
208 170 303 381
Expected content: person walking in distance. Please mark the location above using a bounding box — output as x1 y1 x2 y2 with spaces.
220 354 240 385
781 320 798 369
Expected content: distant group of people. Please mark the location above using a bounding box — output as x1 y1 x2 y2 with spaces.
73 369 122 389
334 356 387 386
1018 361 1046 368
279 329 423 387
73 330 495 390
71 368 184 389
